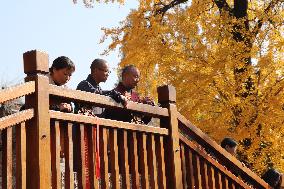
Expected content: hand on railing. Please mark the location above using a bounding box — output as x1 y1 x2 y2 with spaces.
59 103 72 112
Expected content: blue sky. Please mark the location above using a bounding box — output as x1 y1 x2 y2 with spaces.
0 0 138 89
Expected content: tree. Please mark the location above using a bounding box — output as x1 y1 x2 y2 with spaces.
79 0 284 173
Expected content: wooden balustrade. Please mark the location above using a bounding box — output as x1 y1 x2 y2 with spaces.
0 50 272 188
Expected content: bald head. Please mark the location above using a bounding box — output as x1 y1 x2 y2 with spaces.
121 65 140 90
90 59 109 84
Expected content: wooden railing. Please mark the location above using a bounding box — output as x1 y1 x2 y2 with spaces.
0 50 271 189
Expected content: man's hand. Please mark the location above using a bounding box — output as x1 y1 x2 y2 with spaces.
141 96 155 106
59 103 72 112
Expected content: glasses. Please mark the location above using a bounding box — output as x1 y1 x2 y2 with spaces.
97 67 111 74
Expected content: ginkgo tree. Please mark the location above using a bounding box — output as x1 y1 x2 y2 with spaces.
78 0 284 173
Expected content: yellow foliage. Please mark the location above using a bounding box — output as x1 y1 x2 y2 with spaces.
100 0 284 174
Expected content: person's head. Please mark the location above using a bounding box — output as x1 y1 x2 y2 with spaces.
50 56 75 86
220 137 238 156
262 168 282 188
90 59 109 84
121 65 140 90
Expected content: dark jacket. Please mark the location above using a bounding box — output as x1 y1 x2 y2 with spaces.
75 74 105 117
105 82 152 124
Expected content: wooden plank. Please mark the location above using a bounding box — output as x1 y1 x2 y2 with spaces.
180 144 188 189
177 112 268 188
50 111 168 135
128 132 139 189
201 160 209 189
109 129 120 189
16 123 26 189
147 134 158 189
25 73 51 189
80 124 87 189
188 149 195 189
92 127 99 189
216 171 222 189
195 155 202 189
162 104 183 189
51 121 61 189
208 165 216 189
138 133 149 189
64 123 74 189
156 136 166 189
2 127 13 189
101 128 109 189
179 134 251 188
0 81 35 104
123 131 131 189
49 85 169 117
0 109 34 131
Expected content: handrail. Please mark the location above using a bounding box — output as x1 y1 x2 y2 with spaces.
177 112 269 188
0 81 35 104
49 84 169 117
179 134 251 188
0 109 34 130
50 110 169 135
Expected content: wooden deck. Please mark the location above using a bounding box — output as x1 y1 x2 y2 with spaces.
0 50 271 189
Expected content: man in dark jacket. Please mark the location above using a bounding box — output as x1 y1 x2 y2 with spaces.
106 65 154 124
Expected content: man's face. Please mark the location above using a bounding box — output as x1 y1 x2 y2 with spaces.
225 145 237 157
122 68 140 89
92 62 110 83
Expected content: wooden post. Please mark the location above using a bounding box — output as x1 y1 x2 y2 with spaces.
23 50 51 189
157 85 183 189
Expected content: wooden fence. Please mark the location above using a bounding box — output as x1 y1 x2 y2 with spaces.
0 50 271 189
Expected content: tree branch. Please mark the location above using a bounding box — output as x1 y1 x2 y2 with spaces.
155 0 189 16
252 0 284 37
213 0 232 14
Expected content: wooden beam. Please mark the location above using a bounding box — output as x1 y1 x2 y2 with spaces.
0 109 34 130
177 112 269 188
0 81 35 104
49 110 168 135
49 85 169 117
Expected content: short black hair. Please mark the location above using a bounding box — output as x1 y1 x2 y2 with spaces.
121 65 137 78
221 137 238 148
261 168 281 187
90 59 107 70
50 56 75 73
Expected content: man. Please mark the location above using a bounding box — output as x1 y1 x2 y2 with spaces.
106 65 154 124
220 137 238 156
75 58 110 116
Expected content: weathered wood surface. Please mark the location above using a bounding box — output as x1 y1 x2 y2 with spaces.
0 81 35 104
50 110 168 135
49 85 169 117
179 133 260 188
0 109 34 131
178 112 269 189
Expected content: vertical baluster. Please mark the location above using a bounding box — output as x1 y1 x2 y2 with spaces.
147 134 158 189
180 143 188 189
16 123 26 189
79 124 87 189
224 177 229 189
86 126 95 189
188 148 195 189
208 165 216 189
201 160 209 189
91 126 99 189
51 121 61 189
99 127 109 189
64 123 74 189
123 131 130 189
109 129 119 189
156 136 166 189
138 133 149 189
128 132 139 189
195 155 202 189
2 127 13 189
